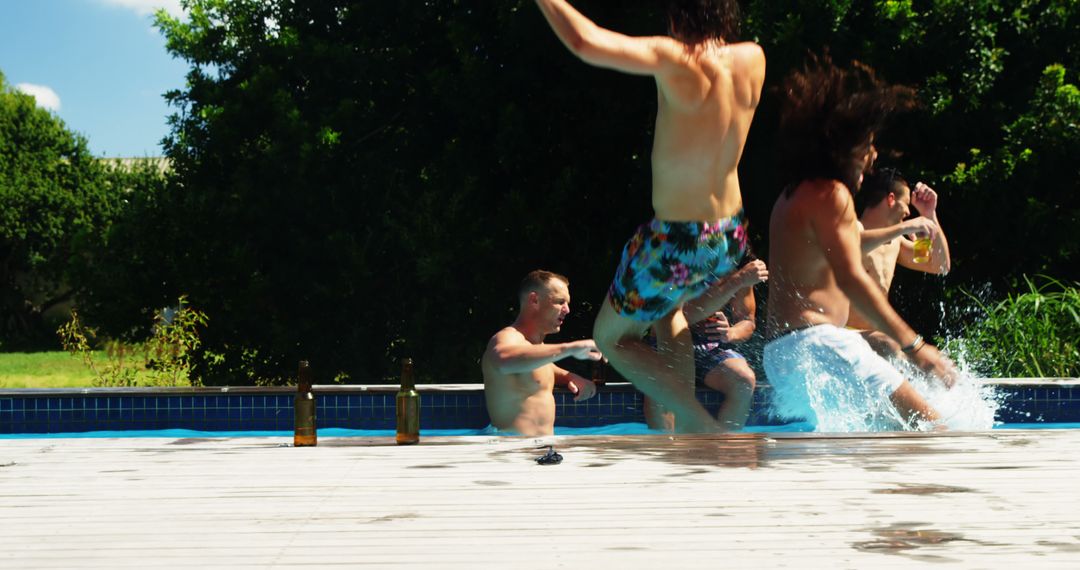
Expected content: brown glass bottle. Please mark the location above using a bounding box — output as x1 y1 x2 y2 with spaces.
294 360 317 447
591 359 606 387
396 358 420 445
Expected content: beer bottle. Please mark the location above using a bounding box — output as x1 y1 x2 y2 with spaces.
396 358 420 444
294 360 317 447
591 359 606 387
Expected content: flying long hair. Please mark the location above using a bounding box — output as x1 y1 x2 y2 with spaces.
778 53 916 195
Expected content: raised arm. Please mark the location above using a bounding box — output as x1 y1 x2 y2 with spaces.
484 329 601 375
898 182 951 274
534 0 686 76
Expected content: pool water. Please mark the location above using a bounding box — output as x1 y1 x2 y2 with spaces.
2 421 1077 439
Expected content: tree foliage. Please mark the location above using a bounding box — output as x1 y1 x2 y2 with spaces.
0 72 124 349
70 0 1079 383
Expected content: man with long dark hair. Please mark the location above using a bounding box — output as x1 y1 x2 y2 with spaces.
764 55 956 431
534 0 766 432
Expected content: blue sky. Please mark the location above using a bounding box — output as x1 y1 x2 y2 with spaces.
0 0 188 157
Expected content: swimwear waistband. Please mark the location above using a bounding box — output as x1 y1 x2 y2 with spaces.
765 323 826 343
650 209 745 234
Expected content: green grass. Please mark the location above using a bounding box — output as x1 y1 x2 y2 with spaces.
0 351 102 388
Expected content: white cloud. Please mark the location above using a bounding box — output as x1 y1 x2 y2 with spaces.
15 83 61 111
99 0 185 19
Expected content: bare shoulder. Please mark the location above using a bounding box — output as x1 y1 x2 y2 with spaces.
485 326 526 354
728 41 764 62
798 179 850 206
491 326 525 344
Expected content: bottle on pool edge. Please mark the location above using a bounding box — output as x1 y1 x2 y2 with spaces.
294 360 317 447
591 359 606 387
397 358 420 445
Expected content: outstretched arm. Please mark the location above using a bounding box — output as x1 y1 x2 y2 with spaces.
485 329 602 375
860 217 937 253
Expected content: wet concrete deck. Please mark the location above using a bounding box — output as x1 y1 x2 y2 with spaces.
2 430 1079 568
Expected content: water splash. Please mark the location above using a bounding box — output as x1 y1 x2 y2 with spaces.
893 358 999 431
764 333 999 433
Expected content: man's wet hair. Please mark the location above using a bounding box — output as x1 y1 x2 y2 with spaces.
667 0 740 45
855 167 910 216
778 53 916 196
519 270 569 300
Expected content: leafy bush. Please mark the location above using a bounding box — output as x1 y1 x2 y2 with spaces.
943 276 1080 377
57 297 208 387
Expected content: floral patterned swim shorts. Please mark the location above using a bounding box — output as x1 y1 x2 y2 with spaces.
607 212 748 322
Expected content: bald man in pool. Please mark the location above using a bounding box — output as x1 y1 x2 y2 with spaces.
482 270 601 436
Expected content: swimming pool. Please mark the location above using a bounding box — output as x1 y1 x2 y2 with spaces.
1 380 1076 436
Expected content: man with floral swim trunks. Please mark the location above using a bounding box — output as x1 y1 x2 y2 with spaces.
535 0 766 432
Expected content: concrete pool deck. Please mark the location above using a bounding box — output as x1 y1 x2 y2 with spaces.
2 430 1079 568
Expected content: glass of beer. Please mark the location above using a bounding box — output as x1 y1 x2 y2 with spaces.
913 234 932 264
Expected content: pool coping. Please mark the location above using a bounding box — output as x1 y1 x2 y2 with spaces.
2 377 1077 397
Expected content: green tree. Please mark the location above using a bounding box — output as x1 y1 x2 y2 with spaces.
137 0 1078 384
0 71 122 349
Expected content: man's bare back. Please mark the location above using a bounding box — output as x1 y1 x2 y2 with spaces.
651 42 764 221
535 1 763 222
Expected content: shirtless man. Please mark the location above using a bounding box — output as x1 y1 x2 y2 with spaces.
482 270 601 436
848 168 952 355
535 0 766 432
645 257 768 431
764 55 956 431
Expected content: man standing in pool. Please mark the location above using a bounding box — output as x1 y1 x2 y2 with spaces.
535 0 766 432
847 169 952 356
764 55 956 430
482 270 601 436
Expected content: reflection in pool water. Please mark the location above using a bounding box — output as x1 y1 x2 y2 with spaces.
3 420 1077 439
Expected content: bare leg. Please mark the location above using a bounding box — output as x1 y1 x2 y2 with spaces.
889 380 943 429
702 358 756 431
594 300 719 433
643 311 694 431
643 397 675 431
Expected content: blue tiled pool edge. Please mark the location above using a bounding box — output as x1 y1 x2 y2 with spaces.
1 380 1077 435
